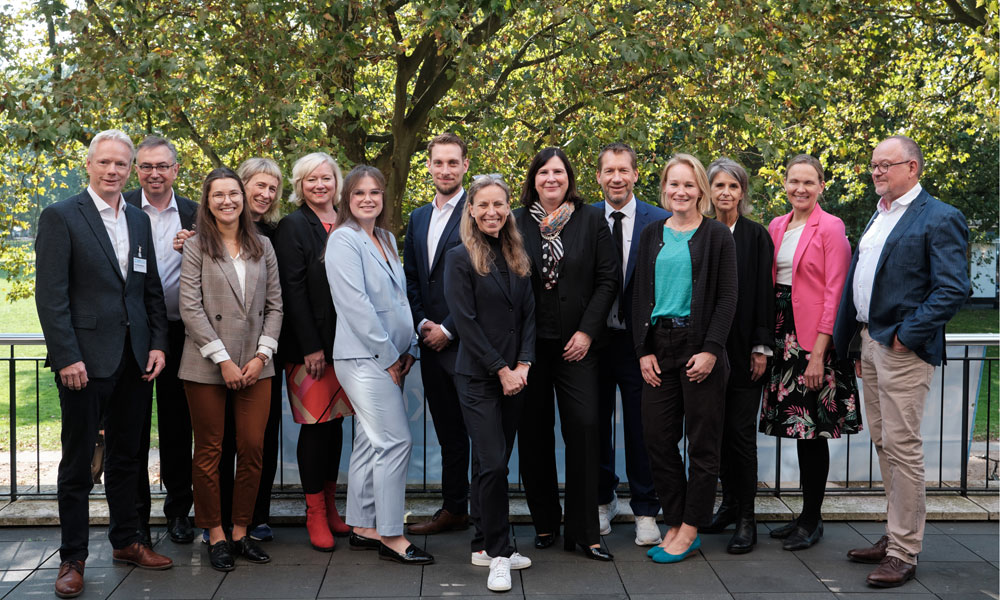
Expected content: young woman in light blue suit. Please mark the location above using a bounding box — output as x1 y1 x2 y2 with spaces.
324 165 433 565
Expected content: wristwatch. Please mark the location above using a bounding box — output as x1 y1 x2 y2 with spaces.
255 352 269 366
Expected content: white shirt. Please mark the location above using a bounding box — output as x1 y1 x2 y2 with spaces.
140 190 183 321
775 223 804 286
604 196 637 330
853 182 922 323
417 189 463 341
87 186 130 279
204 251 277 364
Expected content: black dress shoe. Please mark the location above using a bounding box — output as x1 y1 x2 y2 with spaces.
167 517 194 544
727 515 757 554
782 520 823 551
208 540 235 572
702 499 739 534
534 533 558 549
377 542 434 565
348 532 380 551
769 519 799 539
232 536 271 563
564 539 614 561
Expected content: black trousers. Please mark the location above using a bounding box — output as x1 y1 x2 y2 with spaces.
58 342 148 562
421 346 470 515
217 365 283 529
137 319 193 528
719 381 763 511
518 338 600 546
458 375 524 558
641 326 728 528
597 329 659 516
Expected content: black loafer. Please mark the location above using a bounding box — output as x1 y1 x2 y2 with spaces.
233 536 271 563
348 532 380 551
564 539 614 561
168 517 194 544
727 516 757 554
783 520 823 551
208 540 235 572
769 519 799 539
534 533 558 549
377 542 434 565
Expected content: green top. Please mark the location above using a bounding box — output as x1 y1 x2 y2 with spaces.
651 226 695 322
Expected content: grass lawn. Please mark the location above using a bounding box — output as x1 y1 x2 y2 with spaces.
947 305 999 440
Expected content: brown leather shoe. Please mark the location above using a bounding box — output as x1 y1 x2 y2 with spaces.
866 556 917 588
406 508 469 535
847 534 890 564
55 560 85 599
112 541 173 570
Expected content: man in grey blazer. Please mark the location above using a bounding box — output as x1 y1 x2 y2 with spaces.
36 130 173 599
125 135 199 546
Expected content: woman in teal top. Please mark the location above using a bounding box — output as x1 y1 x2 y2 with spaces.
631 154 737 565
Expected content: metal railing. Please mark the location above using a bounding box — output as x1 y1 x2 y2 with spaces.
2 333 997 501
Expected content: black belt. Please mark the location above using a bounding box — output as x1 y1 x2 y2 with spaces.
655 317 690 329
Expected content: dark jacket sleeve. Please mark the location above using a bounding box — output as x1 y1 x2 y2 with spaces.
577 208 620 340
403 214 425 329
34 205 81 370
752 224 776 350
444 247 507 375
631 220 661 356
701 225 738 357
518 273 536 365
275 214 323 359
142 217 169 353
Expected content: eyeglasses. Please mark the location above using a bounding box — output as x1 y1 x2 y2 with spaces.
137 163 177 173
210 191 243 202
868 160 910 174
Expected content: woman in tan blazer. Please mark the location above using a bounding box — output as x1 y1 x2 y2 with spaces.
178 167 283 572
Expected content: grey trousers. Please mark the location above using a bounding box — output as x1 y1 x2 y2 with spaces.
335 358 412 536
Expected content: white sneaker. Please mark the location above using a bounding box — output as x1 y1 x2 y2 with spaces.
472 550 531 569
597 495 619 535
634 515 662 546
487 556 512 592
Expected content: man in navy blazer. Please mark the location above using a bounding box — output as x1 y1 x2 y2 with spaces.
403 133 471 534
124 135 199 546
36 130 173 599
592 143 668 545
834 136 969 588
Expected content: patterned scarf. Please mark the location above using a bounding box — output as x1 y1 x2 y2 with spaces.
529 200 575 290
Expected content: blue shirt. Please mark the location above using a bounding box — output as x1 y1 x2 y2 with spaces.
651 227 694 321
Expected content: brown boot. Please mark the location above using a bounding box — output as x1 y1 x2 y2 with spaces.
847 534 889 564
305 492 335 551
55 560 85 599
866 556 917 588
112 542 173 569
323 482 351 536
406 508 469 535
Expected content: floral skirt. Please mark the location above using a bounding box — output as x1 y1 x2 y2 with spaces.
759 285 862 439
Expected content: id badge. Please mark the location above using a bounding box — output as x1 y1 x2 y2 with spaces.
133 257 147 273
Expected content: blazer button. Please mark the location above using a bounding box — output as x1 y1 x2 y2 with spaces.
259 310 263 316
508 307 513 312
375 354 379 359
509 329 515 334
215 314 222 321
430 278 436 284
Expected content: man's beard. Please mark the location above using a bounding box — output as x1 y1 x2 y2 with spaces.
435 182 461 197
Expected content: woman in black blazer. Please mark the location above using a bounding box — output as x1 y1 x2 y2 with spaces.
513 147 619 561
701 158 774 554
274 152 351 551
444 175 535 592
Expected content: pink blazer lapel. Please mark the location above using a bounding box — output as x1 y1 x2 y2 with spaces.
791 204 824 277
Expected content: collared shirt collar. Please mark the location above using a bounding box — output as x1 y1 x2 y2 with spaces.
87 186 126 215
434 188 464 211
878 182 922 214
604 195 637 220
140 189 178 213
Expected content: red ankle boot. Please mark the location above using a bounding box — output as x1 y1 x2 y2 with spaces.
324 482 351 536
305 493 334 551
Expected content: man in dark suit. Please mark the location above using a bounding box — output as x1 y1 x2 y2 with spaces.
36 130 173 599
403 133 471 534
125 135 198 546
834 136 969 588
592 143 668 545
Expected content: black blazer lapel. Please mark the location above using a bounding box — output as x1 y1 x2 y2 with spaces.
487 264 513 303
77 194 125 282
430 193 465 274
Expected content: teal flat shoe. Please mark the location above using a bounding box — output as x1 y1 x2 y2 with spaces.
652 535 701 564
646 545 664 558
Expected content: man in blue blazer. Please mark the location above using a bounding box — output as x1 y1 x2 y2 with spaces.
403 133 471 534
592 143 668 545
124 135 199 546
834 136 969 588
36 130 173 599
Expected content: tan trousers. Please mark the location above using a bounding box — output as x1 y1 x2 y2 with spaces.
859 327 935 564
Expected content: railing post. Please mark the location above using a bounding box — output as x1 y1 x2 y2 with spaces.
9 345 17 501
960 347 970 497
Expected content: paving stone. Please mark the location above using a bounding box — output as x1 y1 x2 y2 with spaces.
420 529 476 564
616 559 727 595
0 570 32 597
630 595 731 600
733 594 835 600
420 560 521 597
969 495 999 519
248 527 335 566
0 540 60 570
600 526 660 561
0 527 61 542
699 531 798 562
4 566 129 599
952 534 1000 562
519 556 624 596
804 558 933 594
106 565 224 599
713 559 831 593
327 545 384 567
317 562 421 597
785 522 875 564
141 536 214 569
213 563 326 599
934 521 999 536
39 539 137 569
754 495 796 520
914 561 1000 595
833 595 938 600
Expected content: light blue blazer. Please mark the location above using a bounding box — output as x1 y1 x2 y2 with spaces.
325 225 417 370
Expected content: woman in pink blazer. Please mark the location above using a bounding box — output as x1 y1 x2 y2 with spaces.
759 155 860 551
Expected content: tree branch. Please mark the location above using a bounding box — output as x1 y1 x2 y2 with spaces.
941 0 987 28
